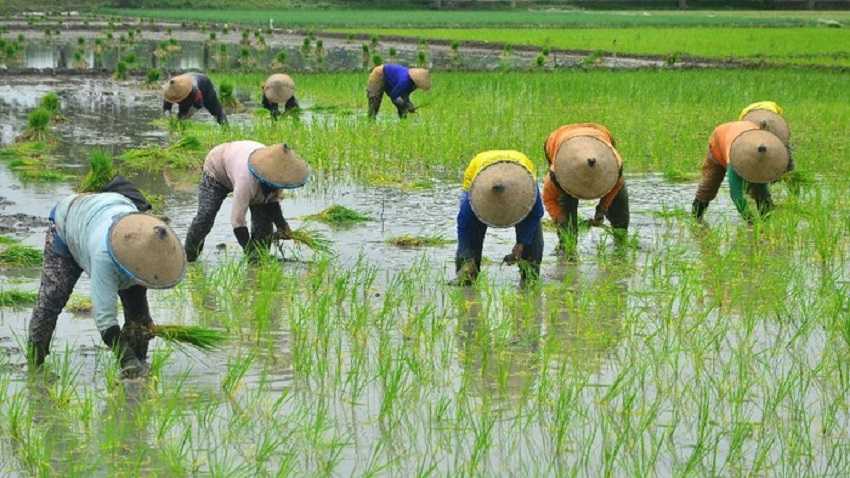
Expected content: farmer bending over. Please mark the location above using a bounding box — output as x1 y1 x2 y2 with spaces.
691 115 791 223
367 63 431 119
262 74 299 120
543 123 629 257
184 141 310 262
453 150 544 286
163 72 227 125
28 184 186 379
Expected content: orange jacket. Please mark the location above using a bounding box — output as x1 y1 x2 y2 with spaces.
708 121 759 167
542 123 625 223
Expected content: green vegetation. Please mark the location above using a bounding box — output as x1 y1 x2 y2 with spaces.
102 8 850 28
66 295 93 314
17 108 52 142
0 236 18 245
0 289 37 307
304 204 371 226
120 135 203 171
151 324 228 352
333 26 850 66
387 233 454 248
0 141 71 182
0 244 43 268
289 227 333 254
77 149 115 193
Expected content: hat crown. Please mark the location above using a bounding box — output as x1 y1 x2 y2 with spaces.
109 213 186 288
553 136 619 200
729 129 789 183
469 161 536 228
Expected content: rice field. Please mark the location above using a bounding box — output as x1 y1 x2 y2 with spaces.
1 9 850 478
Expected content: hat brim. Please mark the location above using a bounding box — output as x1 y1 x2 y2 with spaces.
469 161 537 228
107 213 186 289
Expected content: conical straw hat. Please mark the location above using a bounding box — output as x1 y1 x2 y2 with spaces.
742 109 790 145
108 213 186 289
263 73 295 104
469 161 536 228
163 74 193 103
552 136 619 200
409 68 431 91
248 144 310 189
729 129 789 183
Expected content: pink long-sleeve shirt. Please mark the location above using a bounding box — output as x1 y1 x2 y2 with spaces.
203 140 281 229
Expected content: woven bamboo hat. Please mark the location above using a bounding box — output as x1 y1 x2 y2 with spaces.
263 74 295 104
108 213 186 289
248 144 310 189
552 136 619 200
163 74 193 103
741 109 790 145
409 68 431 91
729 129 789 183
469 161 536 228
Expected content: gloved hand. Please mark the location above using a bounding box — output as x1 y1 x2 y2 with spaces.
503 243 525 265
587 206 606 227
274 224 293 241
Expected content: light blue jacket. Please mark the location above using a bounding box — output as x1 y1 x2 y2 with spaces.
53 193 138 332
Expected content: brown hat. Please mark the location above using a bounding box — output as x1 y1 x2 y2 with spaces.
163 74 193 103
469 161 536 228
263 73 295 104
409 68 431 91
367 65 385 97
742 109 790 145
729 129 789 183
552 136 620 200
248 144 310 189
108 213 186 289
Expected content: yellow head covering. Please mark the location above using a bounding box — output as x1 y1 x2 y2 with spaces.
738 101 783 120
462 150 536 191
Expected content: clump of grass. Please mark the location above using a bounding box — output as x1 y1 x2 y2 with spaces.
121 136 203 172
305 205 370 226
0 236 17 245
17 108 52 142
77 149 115 193
145 68 161 86
0 141 69 182
114 60 128 80
152 325 227 352
386 234 453 248
289 227 333 254
0 289 38 307
66 295 92 314
38 92 61 117
0 244 43 268
219 81 242 110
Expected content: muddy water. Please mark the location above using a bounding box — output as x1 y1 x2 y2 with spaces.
0 76 746 476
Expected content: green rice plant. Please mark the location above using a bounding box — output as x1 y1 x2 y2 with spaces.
304 205 370 226
38 92 61 117
17 108 52 142
113 60 128 80
121 135 203 171
386 234 453 248
145 68 161 85
66 295 93 314
218 81 241 110
152 325 227 352
0 244 43 268
77 149 115 193
0 289 38 307
288 227 333 254
0 236 17 245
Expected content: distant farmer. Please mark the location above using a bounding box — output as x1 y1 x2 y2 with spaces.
453 150 543 286
542 123 629 256
692 116 792 222
184 141 310 262
163 72 227 125
261 73 299 120
367 63 431 118
28 184 186 379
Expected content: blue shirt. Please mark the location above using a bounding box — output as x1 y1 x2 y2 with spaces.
457 189 543 247
382 64 416 102
53 193 138 332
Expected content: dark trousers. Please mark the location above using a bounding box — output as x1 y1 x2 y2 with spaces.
367 90 412 118
557 183 630 251
694 151 772 209
184 173 276 262
455 221 544 283
28 227 152 365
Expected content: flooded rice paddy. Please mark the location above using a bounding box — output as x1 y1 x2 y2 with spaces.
1 73 848 476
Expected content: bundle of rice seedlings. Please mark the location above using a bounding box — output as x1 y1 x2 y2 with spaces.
387 234 453 248
16 108 52 142
305 205 370 226
219 82 243 111
121 135 202 171
38 92 62 120
289 227 333 254
0 289 38 307
151 325 227 352
0 244 43 267
77 149 115 193
66 295 93 314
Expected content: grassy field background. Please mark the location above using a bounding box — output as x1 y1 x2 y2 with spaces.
101 8 850 28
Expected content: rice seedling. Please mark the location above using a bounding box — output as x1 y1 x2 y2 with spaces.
218 81 242 111
151 325 228 352
304 205 370 226
0 289 37 307
287 227 333 254
0 236 17 245
16 108 52 143
0 244 43 268
386 233 453 248
77 149 115 193
120 135 203 171
37 92 61 118
66 294 92 314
